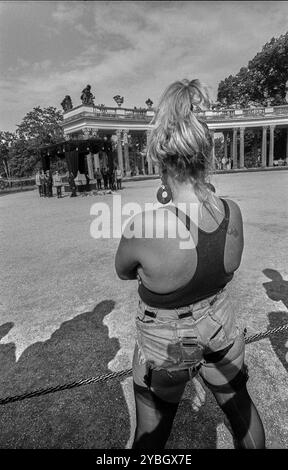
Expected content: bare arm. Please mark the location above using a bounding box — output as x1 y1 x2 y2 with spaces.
115 213 143 280
224 199 244 273
115 236 140 280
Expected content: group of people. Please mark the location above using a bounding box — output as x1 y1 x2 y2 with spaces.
68 166 123 197
219 157 232 170
35 166 124 199
35 170 63 198
95 167 123 191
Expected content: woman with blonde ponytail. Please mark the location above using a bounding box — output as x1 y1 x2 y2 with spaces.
115 79 265 449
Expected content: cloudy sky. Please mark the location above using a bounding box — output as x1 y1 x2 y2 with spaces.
1 0 288 132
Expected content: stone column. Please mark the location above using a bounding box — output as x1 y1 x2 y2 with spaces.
269 125 275 167
229 131 233 161
94 153 100 173
101 151 108 169
123 129 131 175
252 131 259 165
286 128 288 162
116 130 124 172
154 163 159 175
146 130 153 174
141 153 146 175
239 127 245 168
210 130 215 169
147 157 153 175
232 127 238 169
87 153 94 179
261 126 267 167
223 132 228 160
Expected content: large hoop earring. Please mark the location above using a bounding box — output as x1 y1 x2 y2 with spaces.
156 184 172 204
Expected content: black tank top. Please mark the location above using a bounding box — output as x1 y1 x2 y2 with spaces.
138 198 234 308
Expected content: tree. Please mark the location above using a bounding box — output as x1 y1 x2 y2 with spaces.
16 106 63 144
217 32 288 107
5 106 64 177
8 138 41 177
0 131 16 178
217 32 288 161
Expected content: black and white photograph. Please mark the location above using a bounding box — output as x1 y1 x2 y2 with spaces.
0 0 288 453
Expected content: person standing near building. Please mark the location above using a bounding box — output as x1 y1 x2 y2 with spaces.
95 168 102 190
102 167 108 190
68 172 77 197
46 170 53 197
35 170 42 197
85 172 90 192
108 167 115 191
116 166 123 190
53 171 62 198
41 170 47 197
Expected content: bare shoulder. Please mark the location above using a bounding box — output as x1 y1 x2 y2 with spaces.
122 208 156 240
122 210 143 239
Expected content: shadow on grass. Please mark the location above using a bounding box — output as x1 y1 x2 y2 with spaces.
166 385 224 449
0 300 130 449
267 311 288 374
0 298 267 449
0 309 234 449
263 269 288 374
263 269 288 309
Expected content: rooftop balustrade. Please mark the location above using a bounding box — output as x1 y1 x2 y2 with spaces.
62 103 288 126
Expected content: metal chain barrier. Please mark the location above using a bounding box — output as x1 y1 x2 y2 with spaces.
0 322 288 406
244 322 288 344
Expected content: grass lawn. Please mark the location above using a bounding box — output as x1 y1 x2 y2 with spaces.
0 171 288 448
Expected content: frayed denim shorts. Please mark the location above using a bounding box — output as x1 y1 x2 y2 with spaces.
133 288 247 399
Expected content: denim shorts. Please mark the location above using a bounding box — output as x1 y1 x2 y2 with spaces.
133 288 247 400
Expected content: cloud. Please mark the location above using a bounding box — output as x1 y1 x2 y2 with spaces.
74 23 95 40
7 57 30 73
32 60 52 73
2 1 288 130
52 3 86 25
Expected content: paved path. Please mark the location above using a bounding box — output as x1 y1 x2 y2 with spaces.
0 171 288 448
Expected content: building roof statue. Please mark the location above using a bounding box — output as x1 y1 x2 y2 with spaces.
81 85 95 106
113 95 124 107
61 95 73 112
145 98 153 109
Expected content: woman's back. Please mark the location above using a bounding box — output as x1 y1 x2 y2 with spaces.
116 194 243 302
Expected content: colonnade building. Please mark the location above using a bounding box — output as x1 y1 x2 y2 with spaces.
61 100 288 178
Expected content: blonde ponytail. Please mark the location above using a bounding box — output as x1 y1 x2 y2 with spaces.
147 79 213 183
